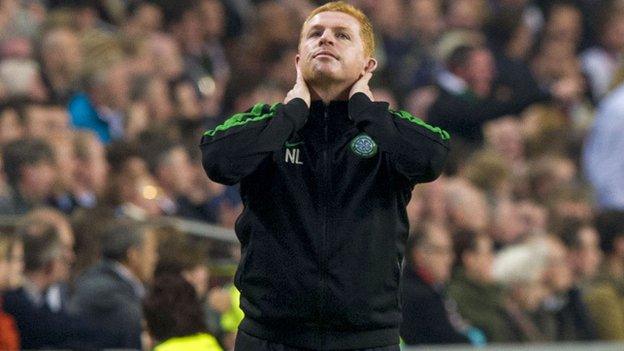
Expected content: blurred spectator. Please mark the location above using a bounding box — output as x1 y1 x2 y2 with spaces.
580 5 624 100
139 134 196 216
38 25 82 103
0 138 56 215
492 239 550 341
427 44 547 146
400 223 482 345
556 218 602 287
69 220 158 349
3 220 97 349
144 274 222 351
428 43 582 147
104 141 165 219
584 211 624 340
444 178 489 234
538 235 596 341
448 229 514 342
72 130 108 209
19 101 69 140
19 208 75 313
583 80 624 210
0 232 22 351
68 31 130 143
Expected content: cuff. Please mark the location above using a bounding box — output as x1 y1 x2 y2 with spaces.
348 92 389 123
282 98 309 131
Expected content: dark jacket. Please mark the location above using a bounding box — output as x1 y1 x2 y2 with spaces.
200 93 449 350
2 287 99 349
400 266 470 345
426 81 549 145
448 270 517 343
536 288 597 342
68 260 144 350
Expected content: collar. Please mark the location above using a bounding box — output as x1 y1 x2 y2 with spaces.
22 277 45 307
305 99 353 138
111 262 146 298
436 70 468 95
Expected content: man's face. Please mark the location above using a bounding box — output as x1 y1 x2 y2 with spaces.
465 235 494 283
574 226 602 280
299 11 369 86
414 226 454 284
21 161 56 202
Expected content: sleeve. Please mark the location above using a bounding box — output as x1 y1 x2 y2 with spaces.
427 88 550 137
200 98 309 185
348 93 450 185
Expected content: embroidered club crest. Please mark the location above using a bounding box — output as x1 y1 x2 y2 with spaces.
350 134 378 158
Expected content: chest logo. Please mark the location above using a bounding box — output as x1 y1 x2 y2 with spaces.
350 134 378 158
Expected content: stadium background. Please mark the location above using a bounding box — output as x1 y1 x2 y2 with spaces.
1 0 624 350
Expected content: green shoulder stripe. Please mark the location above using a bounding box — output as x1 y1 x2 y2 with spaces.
389 109 450 140
203 103 280 137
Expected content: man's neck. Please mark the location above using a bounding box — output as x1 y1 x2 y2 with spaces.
310 83 351 104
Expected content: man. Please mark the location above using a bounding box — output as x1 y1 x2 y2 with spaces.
68 221 158 350
427 44 580 146
72 130 109 209
20 208 76 313
448 230 513 343
200 2 449 350
583 211 624 339
0 138 57 215
400 225 478 345
2 221 96 349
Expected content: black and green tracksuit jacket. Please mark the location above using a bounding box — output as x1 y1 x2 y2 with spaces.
200 93 450 350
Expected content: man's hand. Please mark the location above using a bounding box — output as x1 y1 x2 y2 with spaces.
349 72 374 100
284 64 311 107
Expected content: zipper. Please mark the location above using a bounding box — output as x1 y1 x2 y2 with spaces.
319 105 330 331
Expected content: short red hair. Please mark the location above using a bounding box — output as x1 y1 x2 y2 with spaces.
302 1 375 57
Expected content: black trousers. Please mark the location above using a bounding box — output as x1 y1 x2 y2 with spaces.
234 330 401 351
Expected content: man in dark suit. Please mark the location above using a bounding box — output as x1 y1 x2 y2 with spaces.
2 221 98 349
400 224 482 345
68 221 158 350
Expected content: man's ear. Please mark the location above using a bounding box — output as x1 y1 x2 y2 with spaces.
364 58 378 74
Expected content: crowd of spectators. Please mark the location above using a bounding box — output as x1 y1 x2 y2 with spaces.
1 0 624 349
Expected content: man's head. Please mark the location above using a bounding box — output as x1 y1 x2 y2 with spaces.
453 229 494 283
100 221 158 283
558 218 602 282
446 45 495 97
298 1 377 87
3 138 57 202
139 132 194 197
408 223 454 284
18 221 65 289
21 208 75 283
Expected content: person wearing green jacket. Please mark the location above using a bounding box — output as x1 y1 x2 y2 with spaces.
448 229 518 343
584 211 624 340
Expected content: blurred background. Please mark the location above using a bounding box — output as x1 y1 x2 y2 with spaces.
1 0 624 350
